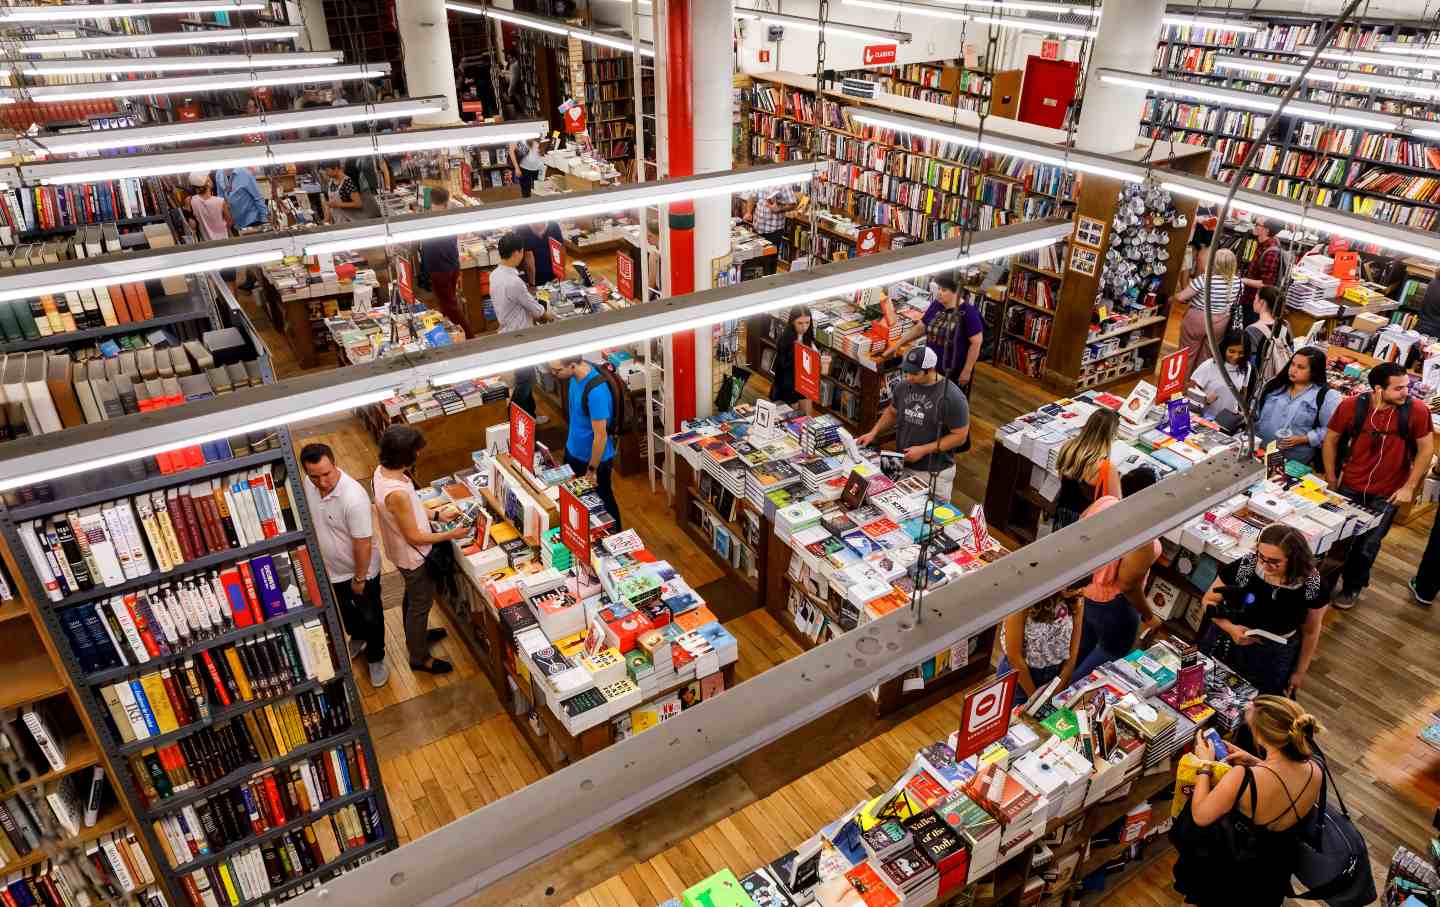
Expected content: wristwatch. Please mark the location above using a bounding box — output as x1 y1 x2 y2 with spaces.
1195 766 1213 778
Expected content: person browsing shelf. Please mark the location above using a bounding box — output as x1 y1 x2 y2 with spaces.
1187 329 1250 423
1198 524 1328 696
1238 218 1287 324
1173 696 1324 907
508 137 545 197
550 358 623 529
522 220 566 289
1252 347 1338 467
1052 408 1121 529
743 185 799 249
1322 361 1434 610
997 585 1085 705
419 187 466 335
215 165 268 291
1245 286 1295 383
769 308 815 416
855 347 970 497
880 272 984 400
372 426 469 676
321 160 364 225
1174 248 1244 375
491 232 549 418
300 444 387 689
187 172 231 242
1072 467 1163 679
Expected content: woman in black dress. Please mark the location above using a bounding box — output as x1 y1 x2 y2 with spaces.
1198 524 1329 697
770 308 815 415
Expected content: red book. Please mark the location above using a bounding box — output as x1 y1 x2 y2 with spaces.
160 669 191 726
122 593 161 658
199 650 232 707
177 489 205 554
350 740 370 790
236 560 264 626
164 489 196 564
262 773 288 823
905 769 950 809
323 751 342 803
178 874 204 907
291 544 323 608
249 475 278 538
219 567 249 628
190 491 222 554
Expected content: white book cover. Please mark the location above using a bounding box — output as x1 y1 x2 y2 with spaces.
180 804 206 857
112 682 151 742
19 520 61 601
141 591 178 648
123 831 155 885
133 496 171 572
168 586 199 638
115 501 153 577
159 588 191 641
21 706 66 772
78 511 126 588
99 505 138 581
305 621 335 682
1119 380 1157 427
226 478 256 546
329 750 349 795
289 623 315 680
108 598 150 666
100 836 137 892
197 577 224 631
44 776 82 837
84 766 104 827
23 350 61 434
299 763 322 810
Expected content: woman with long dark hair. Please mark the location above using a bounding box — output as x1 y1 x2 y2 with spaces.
770 308 816 415
1251 346 1339 466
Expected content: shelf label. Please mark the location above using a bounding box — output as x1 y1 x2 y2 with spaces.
795 342 821 402
1155 348 1189 403
955 670 1016 761
617 250 635 300
863 44 897 65
549 237 566 280
559 483 590 561
509 401 536 472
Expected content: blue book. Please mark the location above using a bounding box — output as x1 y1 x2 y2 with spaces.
250 555 285 619
335 747 353 795
59 609 99 673
128 679 161 736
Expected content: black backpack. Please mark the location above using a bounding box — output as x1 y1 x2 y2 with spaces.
578 362 632 437
1334 392 1417 470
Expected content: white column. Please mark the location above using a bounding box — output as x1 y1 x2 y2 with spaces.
1073 0 1165 154
296 0 329 51
396 0 460 125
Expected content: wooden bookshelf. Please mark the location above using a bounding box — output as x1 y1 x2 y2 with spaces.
672 457 769 605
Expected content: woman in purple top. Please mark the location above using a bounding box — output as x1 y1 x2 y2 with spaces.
881 272 984 397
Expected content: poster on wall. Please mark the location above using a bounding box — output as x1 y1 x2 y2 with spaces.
1069 247 1098 278
1073 216 1106 249
795 343 821 402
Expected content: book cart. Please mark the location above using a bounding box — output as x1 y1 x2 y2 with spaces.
0 279 397 907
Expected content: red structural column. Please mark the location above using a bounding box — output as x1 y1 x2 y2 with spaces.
665 0 697 425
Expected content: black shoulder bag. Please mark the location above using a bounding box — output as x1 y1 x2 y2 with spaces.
1292 746 1376 907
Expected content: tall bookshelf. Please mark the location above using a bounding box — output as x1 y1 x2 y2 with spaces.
581 45 655 174
1142 14 1440 234
852 61 995 114
0 291 397 907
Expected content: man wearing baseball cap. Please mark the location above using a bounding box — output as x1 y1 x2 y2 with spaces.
856 346 970 496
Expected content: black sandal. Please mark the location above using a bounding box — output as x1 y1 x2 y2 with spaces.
410 658 453 675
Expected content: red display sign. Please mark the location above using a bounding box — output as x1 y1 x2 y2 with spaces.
461 100 486 114
616 250 635 300
1040 38 1061 60
563 104 587 134
1155 348 1190 403
394 257 415 306
508 401 536 471
758 49 771 63
863 44 898 65
559 484 590 560
856 227 882 256
548 237 566 281
954 671 1017 761
795 342 821 402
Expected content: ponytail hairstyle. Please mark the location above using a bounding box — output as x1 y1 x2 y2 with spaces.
1248 694 1324 761
1055 408 1120 484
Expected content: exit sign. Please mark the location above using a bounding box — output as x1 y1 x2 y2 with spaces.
863 44 897 65
1040 38 1061 59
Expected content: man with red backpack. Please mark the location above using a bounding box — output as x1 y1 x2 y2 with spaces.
550 357 625 529
1322 362 1435 610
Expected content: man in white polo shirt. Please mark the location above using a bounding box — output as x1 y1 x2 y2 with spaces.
300 443 388 688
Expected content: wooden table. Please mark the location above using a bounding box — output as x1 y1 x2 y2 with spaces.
359 398 511 484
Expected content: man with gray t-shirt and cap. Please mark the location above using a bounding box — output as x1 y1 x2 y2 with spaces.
856 347 970 497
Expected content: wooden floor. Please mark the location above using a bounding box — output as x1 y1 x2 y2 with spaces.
240 271 1440 906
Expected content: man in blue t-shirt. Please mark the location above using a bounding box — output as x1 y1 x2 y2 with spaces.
549 357 622 528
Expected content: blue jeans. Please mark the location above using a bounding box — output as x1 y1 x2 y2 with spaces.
1339 486 1398 593
996 656 1062 707
1073 594 1141 679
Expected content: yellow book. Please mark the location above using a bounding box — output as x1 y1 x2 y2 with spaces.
138 672 179 734
150 819 178 869
264 704 289 756
150 493 186 569
223 649 253 701
242 711 273 761
216 862 240 906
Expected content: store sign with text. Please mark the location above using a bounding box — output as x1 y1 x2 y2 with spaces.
954 670 1017 760
863 44 898 65
509 401 536 471
1155 348 1189 403
856 227 882 256
559 485 590 560
1040 39 1061 60
549 237 566 280
563 103 587 133
795 343 821 402
616 251 635 300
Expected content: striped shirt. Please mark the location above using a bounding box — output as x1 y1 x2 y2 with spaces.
1186 275 1243 312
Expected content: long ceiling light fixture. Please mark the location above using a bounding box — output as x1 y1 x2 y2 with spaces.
7 97 448 159
7 121 547 186
17 51 343 76
302 163 817 256
16 25 303 54
1302 46 1440 73
1097 68 1403 131
1162 15 1263 34
838 0 1094 38
932 0 1102 18
1378 42 1440 57
847 108 1142 181
734 6 915 43
1 63 389 104
0 240 287 305
445 2 656 57
0 1 264 22
1211 54 1440 99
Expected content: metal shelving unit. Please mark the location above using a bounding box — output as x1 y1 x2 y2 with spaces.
0 276 397 907
0 291 218 355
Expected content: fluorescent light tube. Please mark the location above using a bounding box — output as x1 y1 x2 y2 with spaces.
841 0 1095 37
6 63 389 104
18 97 447 158
303 165 817 256
19 51 342 76
17 122 547 186
1306 47 1440 73
1212 54 1440 99
1163 15 1262 34
734 6 913 43
446 3 655 56
930 0 1102 18
431 222 1072 386
1378 42 1440 57
1097 69 1403 131
962 13 1095 38
0 247 283 304
18 26 303 54
0 388 397 492
0 1 265 22
848 108 1141 182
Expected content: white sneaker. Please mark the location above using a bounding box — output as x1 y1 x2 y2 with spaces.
368 662 390 688
348 639 367 660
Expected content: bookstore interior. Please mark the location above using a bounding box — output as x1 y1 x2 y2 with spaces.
11 0 1440 906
